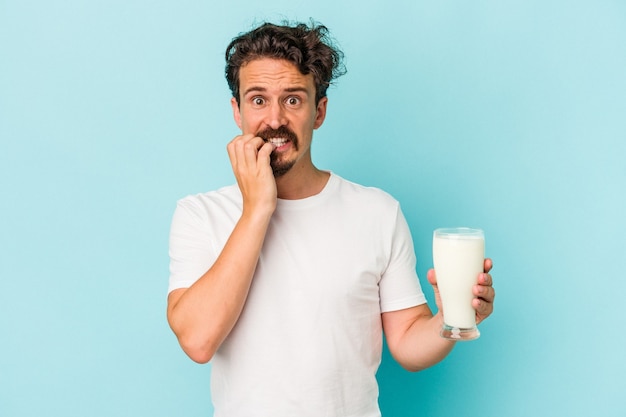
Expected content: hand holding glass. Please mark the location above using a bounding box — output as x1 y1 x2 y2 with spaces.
433 228 484 341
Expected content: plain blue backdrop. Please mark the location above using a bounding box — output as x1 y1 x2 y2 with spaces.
1 1 625 416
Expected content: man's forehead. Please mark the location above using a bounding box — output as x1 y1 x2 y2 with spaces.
239 58 314 94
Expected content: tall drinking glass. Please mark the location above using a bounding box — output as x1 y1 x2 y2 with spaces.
433 227 484 341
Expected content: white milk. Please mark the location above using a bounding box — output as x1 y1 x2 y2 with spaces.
433 232 484 329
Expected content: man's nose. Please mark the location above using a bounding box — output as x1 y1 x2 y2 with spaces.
266 102 287 130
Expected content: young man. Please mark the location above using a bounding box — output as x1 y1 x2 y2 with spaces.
167 22 495 417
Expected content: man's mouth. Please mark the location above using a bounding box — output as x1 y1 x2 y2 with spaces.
267 137 289 147
257 126 298 151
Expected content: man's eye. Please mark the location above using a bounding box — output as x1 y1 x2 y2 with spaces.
286 96 300 106
252 97 265 106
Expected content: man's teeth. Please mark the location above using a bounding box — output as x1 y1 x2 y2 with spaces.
268 138 288 146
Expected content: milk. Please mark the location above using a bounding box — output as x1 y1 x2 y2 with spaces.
433 229 484 330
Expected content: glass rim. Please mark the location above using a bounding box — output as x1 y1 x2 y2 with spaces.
434 227 484 238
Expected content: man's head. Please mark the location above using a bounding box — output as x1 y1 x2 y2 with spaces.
225 21 346 106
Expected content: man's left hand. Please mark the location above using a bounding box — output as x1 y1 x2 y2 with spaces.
427 258 495 325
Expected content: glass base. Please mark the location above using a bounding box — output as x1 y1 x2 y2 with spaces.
440 324 480 341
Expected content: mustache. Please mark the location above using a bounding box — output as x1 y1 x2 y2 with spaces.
256 126 298 143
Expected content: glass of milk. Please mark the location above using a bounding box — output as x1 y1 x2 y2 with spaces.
433 227 484 341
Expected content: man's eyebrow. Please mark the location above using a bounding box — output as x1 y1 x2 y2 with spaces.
242 86 267 96
242 86 310 96
284 87 309 94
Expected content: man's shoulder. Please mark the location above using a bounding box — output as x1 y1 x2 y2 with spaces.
178 183 240 202
333 174 399 206
175 184 242 218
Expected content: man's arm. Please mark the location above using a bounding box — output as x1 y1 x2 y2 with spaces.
167 135 276 364
382 260 495 372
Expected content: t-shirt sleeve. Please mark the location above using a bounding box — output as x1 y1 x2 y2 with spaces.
379 205 427 313
167 199 217 294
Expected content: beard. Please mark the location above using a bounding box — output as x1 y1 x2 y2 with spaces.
256 126 299 177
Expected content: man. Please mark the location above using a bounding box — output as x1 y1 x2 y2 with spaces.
167 21 495 416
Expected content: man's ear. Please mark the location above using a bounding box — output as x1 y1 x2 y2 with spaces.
313 97 328 130
231 97 242 130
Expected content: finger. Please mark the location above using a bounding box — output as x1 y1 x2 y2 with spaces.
228 135 263 172
227 134 255 166
257 141 275 166
484 258 493 273
472 297 493 320
426 268 437 286
478 272 492 287
473 283 495 303
226 136 242 168
242 136 265 169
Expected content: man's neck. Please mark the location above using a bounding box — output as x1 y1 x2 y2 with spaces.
275 166 330 200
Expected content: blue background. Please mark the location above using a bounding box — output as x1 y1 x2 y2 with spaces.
1 1 625 416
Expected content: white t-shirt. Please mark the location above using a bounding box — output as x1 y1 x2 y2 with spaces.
168 173 427 417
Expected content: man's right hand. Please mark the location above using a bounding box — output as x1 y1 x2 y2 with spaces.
227 134 277 216
168 135 278 364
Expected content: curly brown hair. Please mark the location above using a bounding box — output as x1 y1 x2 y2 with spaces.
225 21 346 105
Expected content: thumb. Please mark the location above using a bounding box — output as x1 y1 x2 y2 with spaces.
427 268 443 311
427 268 438 287
257 142 275 166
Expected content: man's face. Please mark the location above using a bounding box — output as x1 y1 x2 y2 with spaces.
231 58 327 177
